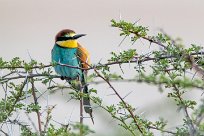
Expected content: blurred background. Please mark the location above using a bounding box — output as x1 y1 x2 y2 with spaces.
0 0 204 135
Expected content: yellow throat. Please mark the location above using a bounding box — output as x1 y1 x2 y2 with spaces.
56 40 78 48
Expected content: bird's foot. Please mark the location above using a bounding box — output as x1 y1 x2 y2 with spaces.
61 76 72 81
60 76 66 80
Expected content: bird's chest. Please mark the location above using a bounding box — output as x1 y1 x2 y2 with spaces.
52 45 82 78
58 48 77 63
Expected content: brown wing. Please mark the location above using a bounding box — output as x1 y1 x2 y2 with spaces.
77 43 90 69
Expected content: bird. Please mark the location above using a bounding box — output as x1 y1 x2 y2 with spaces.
51 29 93 123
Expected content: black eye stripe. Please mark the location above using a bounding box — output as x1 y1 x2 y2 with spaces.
56 36 74 41
56 34 86 41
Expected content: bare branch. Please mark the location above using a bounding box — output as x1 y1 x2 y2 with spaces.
31 78 42 135
93 67 144 134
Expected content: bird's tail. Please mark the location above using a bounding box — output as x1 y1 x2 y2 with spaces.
83 84 94 124
68 75 94 124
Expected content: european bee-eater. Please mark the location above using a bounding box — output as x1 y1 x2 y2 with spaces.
51 29 93 123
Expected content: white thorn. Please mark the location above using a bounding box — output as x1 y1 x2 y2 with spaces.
119 10 122 21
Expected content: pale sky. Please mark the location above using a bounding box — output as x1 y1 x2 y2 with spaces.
1 0 204 62
0 0 204 135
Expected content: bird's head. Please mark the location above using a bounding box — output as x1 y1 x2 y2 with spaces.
55 29 86 48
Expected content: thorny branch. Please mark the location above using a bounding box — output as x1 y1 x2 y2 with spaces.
92 67 144 134
43 105 56 133
31 78 42 135
187 55 204 78
148 126 176 135
0 50 203 135
1 52 204 72
0 51 204 83
0 129 8 136
0 21 204 135
168 72 196 135
7 78 27 117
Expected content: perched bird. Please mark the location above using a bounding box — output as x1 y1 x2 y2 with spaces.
51 29 93 123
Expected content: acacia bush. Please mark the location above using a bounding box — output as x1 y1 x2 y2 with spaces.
0 20 204 136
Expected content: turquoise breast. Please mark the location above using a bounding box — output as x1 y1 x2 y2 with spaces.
51 44 82 79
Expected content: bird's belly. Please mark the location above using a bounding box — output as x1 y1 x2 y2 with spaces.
55 61 81 79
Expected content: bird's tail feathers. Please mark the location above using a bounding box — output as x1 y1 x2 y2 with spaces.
68 76 94 124
83 85 94 124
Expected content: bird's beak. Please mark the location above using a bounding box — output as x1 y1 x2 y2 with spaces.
73 34 86 39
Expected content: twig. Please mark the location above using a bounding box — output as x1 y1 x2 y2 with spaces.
93 68 144 134
80 92 83 136
113 25 167 49
1 71 15 78
25 113 38 133
90 97 137 136
167 71 196 135
31 78 42 135
0 129 9 136
7 78 27 117
0 52 204 72
187 55 204 78
148 126 176 135
0 64 52 69
43 105 56 133
0 74 61 83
